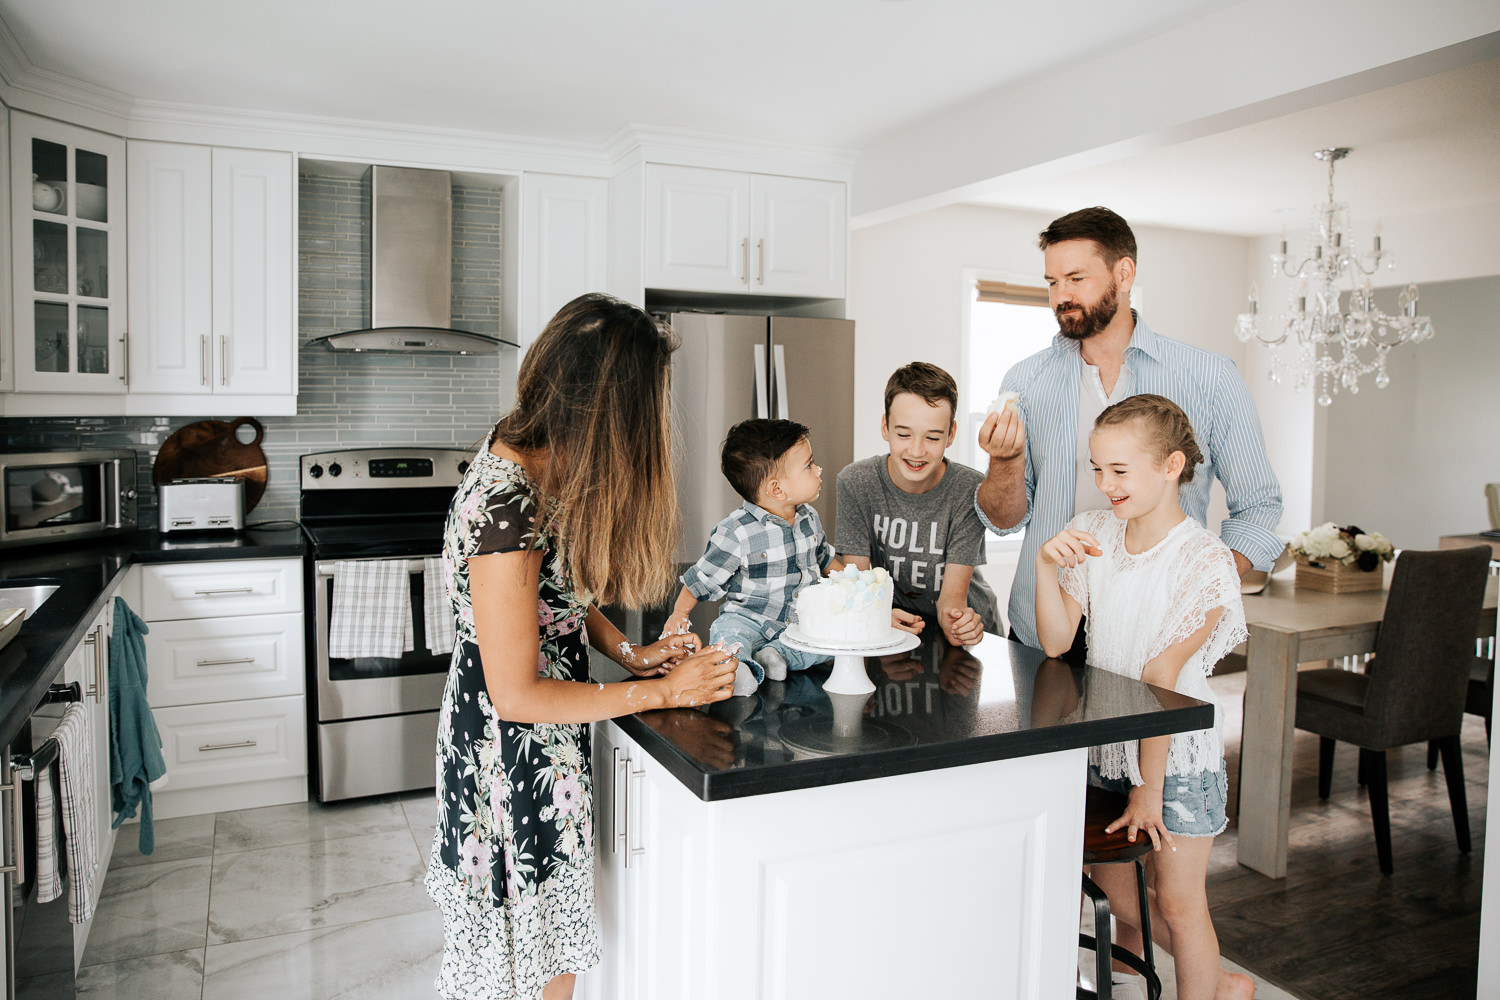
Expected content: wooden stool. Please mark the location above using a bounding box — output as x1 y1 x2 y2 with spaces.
1079 787 1162 1000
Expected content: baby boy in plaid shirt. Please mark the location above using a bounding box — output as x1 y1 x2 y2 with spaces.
665 418 842 696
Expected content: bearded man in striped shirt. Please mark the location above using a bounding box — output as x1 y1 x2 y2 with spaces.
975 206 1283 654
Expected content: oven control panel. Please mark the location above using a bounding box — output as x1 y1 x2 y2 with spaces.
300 448 473 490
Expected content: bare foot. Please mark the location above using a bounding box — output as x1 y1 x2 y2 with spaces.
1218 969 1255 1000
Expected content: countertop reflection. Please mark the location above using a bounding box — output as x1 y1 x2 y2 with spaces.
613 628 1213 802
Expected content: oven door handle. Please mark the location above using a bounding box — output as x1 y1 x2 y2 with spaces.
317 559 428 580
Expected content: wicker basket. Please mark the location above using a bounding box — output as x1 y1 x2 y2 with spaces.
1293 554 1383 593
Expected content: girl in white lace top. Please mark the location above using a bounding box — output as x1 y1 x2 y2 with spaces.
1035 394 1252 1000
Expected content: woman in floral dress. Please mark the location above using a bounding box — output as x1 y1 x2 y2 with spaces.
427 294 739 1000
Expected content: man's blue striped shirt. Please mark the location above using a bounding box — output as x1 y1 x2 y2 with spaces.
976 313 1284 647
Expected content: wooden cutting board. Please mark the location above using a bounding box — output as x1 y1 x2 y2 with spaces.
153 417 268 512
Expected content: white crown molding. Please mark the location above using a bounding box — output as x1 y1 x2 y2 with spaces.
606 124 857 181
0 17 854 183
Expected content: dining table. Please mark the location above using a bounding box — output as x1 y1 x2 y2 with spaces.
1236 559 1498 878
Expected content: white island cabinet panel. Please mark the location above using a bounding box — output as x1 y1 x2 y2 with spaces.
587 721 1085 1000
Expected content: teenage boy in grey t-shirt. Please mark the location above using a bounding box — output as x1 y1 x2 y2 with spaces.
836 363 1002 645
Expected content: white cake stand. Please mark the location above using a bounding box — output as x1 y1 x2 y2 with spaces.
780 625 921 695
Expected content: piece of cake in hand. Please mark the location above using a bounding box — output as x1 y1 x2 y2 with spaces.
795 565 895 645
987 391 1020 418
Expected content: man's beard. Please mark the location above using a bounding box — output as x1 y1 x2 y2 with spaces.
1055 280 1120 341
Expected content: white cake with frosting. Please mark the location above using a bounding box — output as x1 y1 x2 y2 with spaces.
794 565 894 644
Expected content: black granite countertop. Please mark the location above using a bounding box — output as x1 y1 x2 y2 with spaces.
612 629 1215 801
0 526 306 749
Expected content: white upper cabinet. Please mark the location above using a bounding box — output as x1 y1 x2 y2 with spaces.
644 164 845 299
9 112 128 394
127 142 294 406
520 173 608 343
749 173 846 298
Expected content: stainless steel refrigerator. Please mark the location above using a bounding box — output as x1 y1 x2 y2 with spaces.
665 312 856 636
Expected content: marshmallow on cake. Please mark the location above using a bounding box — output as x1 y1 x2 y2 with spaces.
795 565 894 645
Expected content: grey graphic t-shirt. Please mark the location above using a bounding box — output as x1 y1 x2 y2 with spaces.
834 455 1002 634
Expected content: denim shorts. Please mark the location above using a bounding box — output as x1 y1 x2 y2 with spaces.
1088 763 1229 839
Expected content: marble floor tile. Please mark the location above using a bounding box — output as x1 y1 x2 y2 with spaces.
79 857 211 966
109 813 216 869
214 796 410 854
208 829 430 944
401 791 437 866
203 910 442 1000
77 947 206 999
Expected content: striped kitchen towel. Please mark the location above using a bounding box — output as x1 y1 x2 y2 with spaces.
423 556 455 656
329 559 414 660
35 703 98 923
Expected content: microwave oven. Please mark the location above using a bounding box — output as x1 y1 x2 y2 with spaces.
0 449 138 549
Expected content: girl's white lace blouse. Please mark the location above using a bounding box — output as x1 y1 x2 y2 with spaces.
1057 509 1249 784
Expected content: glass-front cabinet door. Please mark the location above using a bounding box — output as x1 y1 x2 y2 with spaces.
10 111 127 393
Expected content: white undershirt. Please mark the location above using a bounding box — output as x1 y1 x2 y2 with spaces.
1074 360 1134 517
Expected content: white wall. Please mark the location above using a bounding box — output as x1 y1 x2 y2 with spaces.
1315 275 1500 547
847 201 1253 507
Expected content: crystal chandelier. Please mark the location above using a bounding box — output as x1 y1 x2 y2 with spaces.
1235 147 1434 406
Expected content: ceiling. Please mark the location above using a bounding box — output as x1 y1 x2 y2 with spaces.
0 0 1233 149
2 2 1494 238
964 55 1500 236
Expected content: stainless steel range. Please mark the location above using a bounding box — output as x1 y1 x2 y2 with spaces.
299 446 471 801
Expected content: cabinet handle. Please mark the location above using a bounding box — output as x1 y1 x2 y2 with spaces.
198 740 257 752
83 625 103 703
193 587 254 596
120 331 129 385
624 761 646 868
756 238 765 285
0 766 18 878
221 335 228 386
611 747 627 856
195 657 256 667
200 335 209 386
741 237 750 286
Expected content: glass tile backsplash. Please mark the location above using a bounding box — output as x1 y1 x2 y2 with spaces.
0 166 509 525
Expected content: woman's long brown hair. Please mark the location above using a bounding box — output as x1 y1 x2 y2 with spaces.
493 293 680 607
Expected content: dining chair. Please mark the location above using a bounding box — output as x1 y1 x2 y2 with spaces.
1293 546 1492 875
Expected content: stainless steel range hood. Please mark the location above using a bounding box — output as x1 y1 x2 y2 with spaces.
311 166 508 355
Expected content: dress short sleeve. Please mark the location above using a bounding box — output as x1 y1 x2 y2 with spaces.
466 484 539 558
1148 531 1249 676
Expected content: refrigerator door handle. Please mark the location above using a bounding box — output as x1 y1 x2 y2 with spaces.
754 343 769 418
773 344 790 418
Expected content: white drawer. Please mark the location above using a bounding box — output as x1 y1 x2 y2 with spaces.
141 558 302 620
144 612 304 707
152 696 307 790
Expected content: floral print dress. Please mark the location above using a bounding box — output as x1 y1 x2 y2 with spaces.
425 441 601 999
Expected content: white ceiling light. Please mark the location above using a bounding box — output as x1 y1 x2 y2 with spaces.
1235 147 1434 406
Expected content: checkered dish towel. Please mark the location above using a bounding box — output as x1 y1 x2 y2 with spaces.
423 556 455 656
329 559 414 660
34 703 99 923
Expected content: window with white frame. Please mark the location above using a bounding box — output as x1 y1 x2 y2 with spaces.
962 278 1055 477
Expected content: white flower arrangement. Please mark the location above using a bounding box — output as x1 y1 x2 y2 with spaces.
1290 522 1395 571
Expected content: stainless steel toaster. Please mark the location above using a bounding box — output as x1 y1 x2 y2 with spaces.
158 478 245 533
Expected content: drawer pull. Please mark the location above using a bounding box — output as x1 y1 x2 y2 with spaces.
193 588 255 596
195 657 256 667
199 740 257 753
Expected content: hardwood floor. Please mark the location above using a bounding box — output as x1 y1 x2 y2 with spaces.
1207 670 1487 1000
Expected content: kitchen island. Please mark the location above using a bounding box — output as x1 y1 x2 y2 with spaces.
582 630 1213 1000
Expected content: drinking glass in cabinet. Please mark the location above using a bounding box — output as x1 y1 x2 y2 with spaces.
31 138 66 217
33 220 67 293
74 148 108 223
76 228 108 298
34 302 69 373
77 306 109 374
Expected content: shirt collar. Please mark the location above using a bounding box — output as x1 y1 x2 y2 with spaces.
742 499 804 527
1052 310 1162 363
